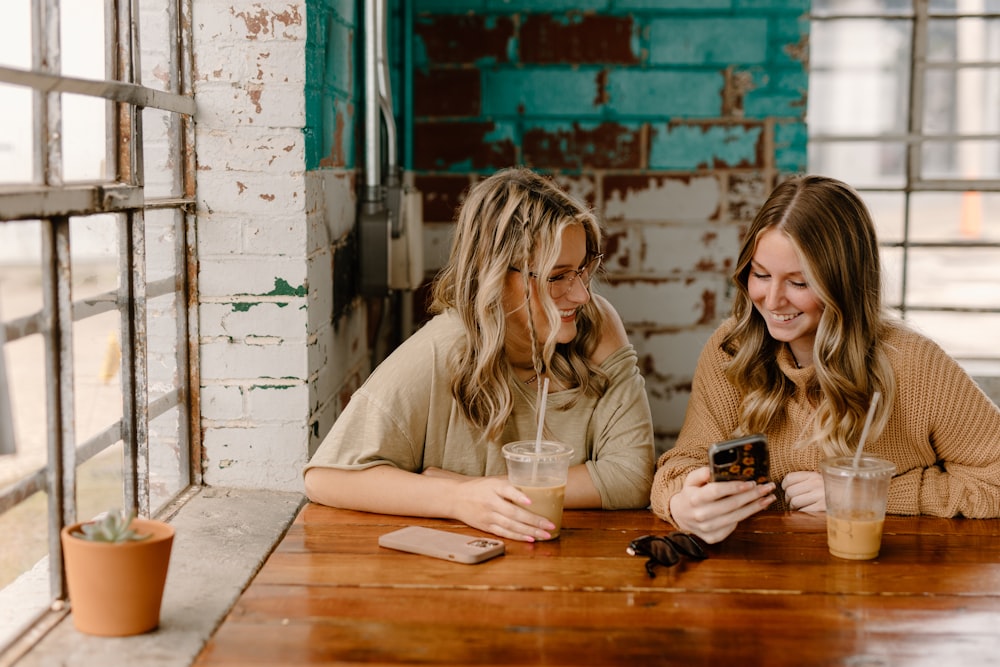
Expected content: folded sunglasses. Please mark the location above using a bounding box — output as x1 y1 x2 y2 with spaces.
626 532 708 578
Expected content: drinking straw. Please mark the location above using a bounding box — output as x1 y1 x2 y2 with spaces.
531 377 550 481
534 377 550 453
852 391 881 468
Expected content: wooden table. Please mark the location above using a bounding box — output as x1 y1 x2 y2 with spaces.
195 504 1000 666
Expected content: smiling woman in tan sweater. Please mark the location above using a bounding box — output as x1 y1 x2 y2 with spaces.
651 175 1000 544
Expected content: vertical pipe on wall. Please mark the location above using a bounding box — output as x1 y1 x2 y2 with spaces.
364 0 382 205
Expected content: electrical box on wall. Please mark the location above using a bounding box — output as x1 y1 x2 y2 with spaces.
359 173 423 296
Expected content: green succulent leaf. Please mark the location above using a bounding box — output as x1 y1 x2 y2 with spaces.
71 509 152 543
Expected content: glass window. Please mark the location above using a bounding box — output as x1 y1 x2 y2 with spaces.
0 0 196 650
809 1 1000 361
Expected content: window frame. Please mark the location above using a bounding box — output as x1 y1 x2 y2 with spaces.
809 1 1000 360
0 0 198 643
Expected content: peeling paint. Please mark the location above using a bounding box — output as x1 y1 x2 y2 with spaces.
697 289 716 325
248 85 264 113
266 278 307 297
232 5 303 40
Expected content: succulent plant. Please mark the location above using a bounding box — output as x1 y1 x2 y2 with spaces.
71 509 151 543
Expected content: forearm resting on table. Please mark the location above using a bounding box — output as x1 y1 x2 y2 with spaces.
565 464 602 508
304 465 460 518
424 463 601 508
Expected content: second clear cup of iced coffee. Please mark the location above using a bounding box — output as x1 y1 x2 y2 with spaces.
820 455 896 560
502 440 573 540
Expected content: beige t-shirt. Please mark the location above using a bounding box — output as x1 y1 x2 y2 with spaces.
305 311 655 509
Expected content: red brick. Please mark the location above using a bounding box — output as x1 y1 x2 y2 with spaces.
524 123 641 170
414 174 473 223
413 122 517 171
414 69 481 118
520 15 639 65
415 15 514 64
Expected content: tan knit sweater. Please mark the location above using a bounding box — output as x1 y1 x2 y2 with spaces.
651 318 1000 522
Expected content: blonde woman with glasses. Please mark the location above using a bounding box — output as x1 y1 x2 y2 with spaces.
651 175 1000 544
305 167 655 542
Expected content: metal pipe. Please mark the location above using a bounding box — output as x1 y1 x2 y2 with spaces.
364 0 381 203
376 0 396 179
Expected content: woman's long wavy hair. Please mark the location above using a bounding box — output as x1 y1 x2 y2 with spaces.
430 167 608 446
724 175 897 457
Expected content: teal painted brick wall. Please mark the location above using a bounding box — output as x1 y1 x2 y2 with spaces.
305 0 357 170
409 1 808 175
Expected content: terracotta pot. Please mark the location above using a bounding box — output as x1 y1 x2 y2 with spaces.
60 518 174 637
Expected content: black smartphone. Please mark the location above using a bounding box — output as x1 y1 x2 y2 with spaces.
708 434 770 484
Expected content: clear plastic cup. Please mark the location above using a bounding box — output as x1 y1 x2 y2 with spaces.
502 440 573 540
820 456 896 560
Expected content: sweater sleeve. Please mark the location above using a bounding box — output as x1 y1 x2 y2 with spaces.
584 345 656 510
650 322 743 523
886 332 1000 518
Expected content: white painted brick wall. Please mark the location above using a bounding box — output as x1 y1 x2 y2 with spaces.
194 0 318 492
198 258 306 297
605 175 722 223
201 424 310 489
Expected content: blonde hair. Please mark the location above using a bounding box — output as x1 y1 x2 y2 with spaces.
723 175 897 456
430 167 608 445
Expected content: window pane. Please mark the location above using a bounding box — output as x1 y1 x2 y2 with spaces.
927 18 1000 65
62 93 108 181
61 0 106 80
921 139 1000 179
145 208 189 510
139 0 175 94
923 65 1000 137
910 191 1000 242
808 19 911 135
0 83 35 183
812 0 913 17
881 245 904 307
907 311 1000 360
808 141 907 187
906 247 1000 309
0 0 31 69
859 190 907 242
143 108 181 198
928 0 1000 16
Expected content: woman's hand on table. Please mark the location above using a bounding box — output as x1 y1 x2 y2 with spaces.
781 471 826 512
668 467 776 544
423 469 557 542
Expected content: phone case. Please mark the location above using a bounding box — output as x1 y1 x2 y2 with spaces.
378 526 505 564
709 434 770 484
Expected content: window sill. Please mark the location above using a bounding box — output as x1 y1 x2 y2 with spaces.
7 486 305 667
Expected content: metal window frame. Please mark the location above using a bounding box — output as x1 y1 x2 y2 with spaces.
809 2 1000 327
0 0 199 635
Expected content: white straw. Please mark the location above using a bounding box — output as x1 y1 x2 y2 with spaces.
852 391 881 468
534 377 550 452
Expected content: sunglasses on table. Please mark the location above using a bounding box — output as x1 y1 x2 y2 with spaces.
626 532 708 578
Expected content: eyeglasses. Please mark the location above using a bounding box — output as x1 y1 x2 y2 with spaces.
509 254 604 299
626 532 707 578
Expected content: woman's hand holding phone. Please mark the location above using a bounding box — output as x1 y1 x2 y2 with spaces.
669 436 776 544
669 467 776 544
